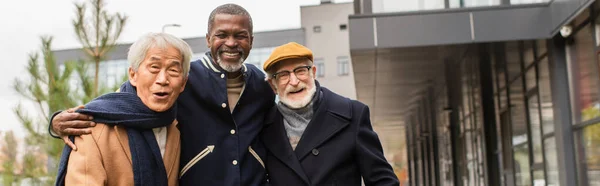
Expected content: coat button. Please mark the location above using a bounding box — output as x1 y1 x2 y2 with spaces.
312 149 319 156
221 103 227 108
220 74 225 78
230 129 236 134
232 160 238 165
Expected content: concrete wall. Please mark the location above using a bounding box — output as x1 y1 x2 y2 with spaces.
301 2 357 99
349 0 595 50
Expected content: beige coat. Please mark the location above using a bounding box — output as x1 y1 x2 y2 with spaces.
65 121 180 186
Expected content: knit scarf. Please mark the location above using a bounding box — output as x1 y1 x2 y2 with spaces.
276 84 321 150
55 81 174 186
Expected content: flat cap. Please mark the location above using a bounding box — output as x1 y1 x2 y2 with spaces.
263 42 313 71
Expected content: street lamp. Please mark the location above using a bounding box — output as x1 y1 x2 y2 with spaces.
162 24 181 32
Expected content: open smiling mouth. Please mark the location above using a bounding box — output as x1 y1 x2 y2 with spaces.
154 92 169 99
289 88 305 94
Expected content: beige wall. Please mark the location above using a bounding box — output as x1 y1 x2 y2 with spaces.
301 2 357 99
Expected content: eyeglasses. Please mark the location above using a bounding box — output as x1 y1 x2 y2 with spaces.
271 65 312 84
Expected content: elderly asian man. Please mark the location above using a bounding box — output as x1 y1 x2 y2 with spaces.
261 42 400 186
55 32 192 186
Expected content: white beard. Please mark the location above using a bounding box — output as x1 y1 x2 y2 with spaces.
216 52 245 72
279 83 317 109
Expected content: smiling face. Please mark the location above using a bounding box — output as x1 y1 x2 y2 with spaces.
206 14 253 72
268 58 317 109
129 46 187 112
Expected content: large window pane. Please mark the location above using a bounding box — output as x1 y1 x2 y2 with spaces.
462 0 501 7
511 77 527 145
506 42 522 81
544 137 559 186
514 144 531 186
372 0 444 13
510 0 550 5
533 170 545 186
582 123 600 185
528 95 544 164
539 58 554 134
537 40 547 57
526 67 537 91
524 41 536 67
568 24 600 123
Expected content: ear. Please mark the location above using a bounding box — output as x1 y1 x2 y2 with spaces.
179 77 188 93
311 65 317 79
249 35 254 49
205 33 211 48
267 79 278 94
128 67 138 87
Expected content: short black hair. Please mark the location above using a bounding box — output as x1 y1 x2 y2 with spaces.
207 3 253 34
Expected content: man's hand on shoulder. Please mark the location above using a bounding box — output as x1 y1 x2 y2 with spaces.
52 105 95 151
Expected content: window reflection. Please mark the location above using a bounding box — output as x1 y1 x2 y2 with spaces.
568 24 600 123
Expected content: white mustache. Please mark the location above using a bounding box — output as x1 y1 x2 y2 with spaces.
218 47 243 55
285 84 306 93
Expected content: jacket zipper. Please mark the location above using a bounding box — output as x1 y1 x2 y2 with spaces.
180 145 215 178
248 146 265 168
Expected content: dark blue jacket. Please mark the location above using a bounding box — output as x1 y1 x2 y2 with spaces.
261 86 399 186
177 53 275 186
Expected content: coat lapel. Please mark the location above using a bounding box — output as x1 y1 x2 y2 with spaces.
114 125 133 165
263 108 311 185
294 88 351 161
163 120 180 179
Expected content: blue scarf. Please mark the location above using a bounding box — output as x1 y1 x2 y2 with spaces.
55 81 174 186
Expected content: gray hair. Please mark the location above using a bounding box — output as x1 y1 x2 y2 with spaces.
128 32 193 77
208 3 253 34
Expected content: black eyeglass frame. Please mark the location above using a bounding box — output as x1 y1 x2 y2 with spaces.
271 65 313 81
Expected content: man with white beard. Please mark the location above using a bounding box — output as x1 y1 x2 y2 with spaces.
260 42 399 186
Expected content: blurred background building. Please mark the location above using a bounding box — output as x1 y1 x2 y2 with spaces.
350 0 600 185
50 0 600 185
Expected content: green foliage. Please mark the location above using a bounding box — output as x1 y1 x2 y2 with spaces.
10 0 128 184
1 131 19 186
73 0 127 97
582 106 600 170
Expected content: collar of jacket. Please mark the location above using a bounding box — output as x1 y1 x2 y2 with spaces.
200 51 248 74
265 80 352 126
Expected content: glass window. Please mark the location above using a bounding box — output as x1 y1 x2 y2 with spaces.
526 67 537 92
511 77 527 145
506 42 522 81
524 41 536 67
449 0 501 8
577 123 600 186
544 137 559 186
337 56 350 76
533 170 545 186
568 24 600 123
510 0 550 5
373 0 444 13
315 58 325 78
313 26 321 33
528 95 544 164
514 144 531 186
537 39 547 57
538 58 554 134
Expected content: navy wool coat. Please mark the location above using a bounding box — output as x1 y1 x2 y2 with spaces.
261 86 399 186
177 54 275 186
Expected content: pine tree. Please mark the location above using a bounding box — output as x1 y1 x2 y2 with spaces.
1 131 20 186
73 0 127 97
12 0 128 184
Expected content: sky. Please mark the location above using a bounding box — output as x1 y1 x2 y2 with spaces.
0 0 352 138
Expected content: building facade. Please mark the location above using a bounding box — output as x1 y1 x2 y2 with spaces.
301 1 357 99
53 28 305 89
349 0 600 185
